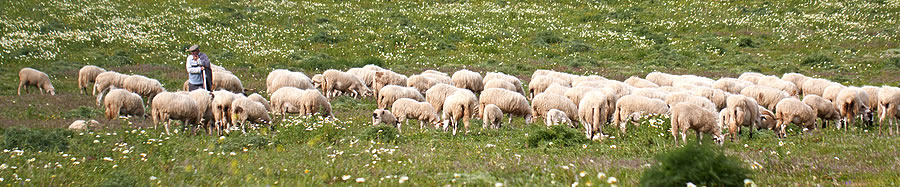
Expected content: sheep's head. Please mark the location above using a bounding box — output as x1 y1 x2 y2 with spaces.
861 106 874 126
45 83 56 95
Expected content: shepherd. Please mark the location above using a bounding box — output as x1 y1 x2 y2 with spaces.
185 44 213 91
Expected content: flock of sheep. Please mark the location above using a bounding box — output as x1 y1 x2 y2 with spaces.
16 64 900 145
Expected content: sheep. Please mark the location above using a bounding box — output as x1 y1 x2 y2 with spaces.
722 95 761 141
212 72 244 94
78 65 106 95
93 71 130 96
543 83 571 96
18 68 55 96
758 106 777 130
822 85 846 102
578 91 610 140
266 69 291 89
757 76 800 97
531 69 552 81
631 88 668 101
103 88 146 120
373 109 399 127
878 86 900 135
531 70 575 85
482 104 503 129
391 98 440 132
210 64 231 74
69 120 99 130
483 72 526 96
802 95 841 129
624 76 659 88
670 103 724 146
122 75 165 102
781 73 808 90
451 69 484 93
531 93 579 125
665 92 717 113
692 87 728 110
484 79 518 93
478 88 533 124
774 98 817 138
269 87 305 115
714 78 753 94
248 93 270 111
835 88 874 129
862 86 881 113
346 67 377 89
323 69 371 98
441 89 478 135
231 98 272 131
545 109 573 127
568 87 618 120
374 70 408 99
363 64 385 71
407 74 450 95
645 72 677 87
378 85 425 109
421 71 452 85
212 90 240 132
612 95 669 134
738 72 765 84
188 89 215 133
311 74 324 89
572 75 607 87
800 78 839 97
422 70 448 77
740 85 790 111
529 75 569 99
297 89 334 118
425 84 459 114
268 71 314 96
151 92 202 135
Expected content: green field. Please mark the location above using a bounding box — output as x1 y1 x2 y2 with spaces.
2 0 900 185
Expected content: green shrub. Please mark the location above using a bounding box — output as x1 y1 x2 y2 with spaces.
363 125 401 143
801 53 834 69
1 128 73 151
566 41 593 53
532 31 564 46
525 125 588 148
640 143 751 187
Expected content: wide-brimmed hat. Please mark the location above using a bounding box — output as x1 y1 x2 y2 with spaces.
186 45 199 52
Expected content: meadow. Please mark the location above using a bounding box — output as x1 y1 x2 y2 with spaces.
2 0 900 185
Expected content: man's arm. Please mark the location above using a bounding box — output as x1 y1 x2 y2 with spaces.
186 56 202 73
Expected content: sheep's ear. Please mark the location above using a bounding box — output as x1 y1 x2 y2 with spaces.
234 107 243 114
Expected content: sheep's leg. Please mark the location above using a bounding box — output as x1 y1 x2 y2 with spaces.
18 81 24 96
697 131 703 145
507 114 512 124
164 121 171 135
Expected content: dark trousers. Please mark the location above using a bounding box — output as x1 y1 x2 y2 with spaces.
188 83 205 91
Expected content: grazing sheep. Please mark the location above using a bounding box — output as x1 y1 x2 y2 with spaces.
740 85 790 111
671 103 724 145
529 76 569 99
565 87 606 106
757 76 800 97
78 65 106 95
212 90 240 131
212 72 244 94
800 78 839 97
323 69 371 98
442 89 478 135
658 86 687 94
422 69 448 77
672 76 714 89
69 120 99 130
270 87 305 114
373 109 399 127
378 85 425 109
645 72 677 87
774 98 817 137
268 71 314 96
665 92 717 113
835 88 874 129
723 95 761 141
297 89 334 118
543 83 571 96
631 88 669 101
692 87 729 110
531 93 579 124
612 95 669 134
482 104 503 129
374 70 408 99
151 92 202 135
714 78 753 94
210 64 230 74
822 85 846 102
758 106 777 130
738 72 765 85
451 69 484 93
545 109 573 127
781 73 808 90
484 79 518 93
188 89 215 133
346 67 377 89
572 75 607 87
532 70 575 85
266 69 291 88
311 74 324 89
391 98 440 132
421 71 452 86
624 76 659 88
102 88 146 120
231 98 272 131
93 71 130 96
425 84 460 114
248 93 270 111
407 74 449 95
18 68 55 96
575 80 632 99
479 88 533 124
578 91 610 140
483 72 526 96
122 75 165 102
862 86 881 113
878 86 900 135
802 95 841 128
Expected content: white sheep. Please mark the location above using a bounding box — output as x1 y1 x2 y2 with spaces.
543 83 571 96
374 70 408 97
442 89 478 135
188 89 215 134
713 78 753 94
231 98 272 131
78 65 106 95
861 86 881 113
740 85 790 111
632 88 669 101
373 109 399 127
407 74 449 95
611 95 669 134
311 74 324 89
93 71 130 96
545 109 573 127
482 104 503 129
425 83 459 114
531 70 575 85
297 89 334 118
69 120 99 130
451 69 483 93
421 71 452 85
323 69 371 98
568 87 618 120
802 95 841 129
484 79 518 93
737 72 764 84
483 72 526 96
151 92 202 135
122 75 165 102
671 102 724 145
758 106 777 130
800 78 839 97
774 98 817 137
781 73 808 90
578 91 610 140
103 88 146 120
722 95 761 141
529 75 569 99
346 67 377 89
531 93 579 125
645 72 677 87
212 90 240 131
878 86 900 135
270 87 305 115
18 68 55 96
248 93 270 112
378 85 425 109
392 98 440 132
267 71 314 96
479 88 533 124
212 72 244 94
266 69 291 89
664 92 717 113
571 75 607 87
624 76 659 88
822 84 846 102
835 87 874 129
757 76 800 97
422 69 449 77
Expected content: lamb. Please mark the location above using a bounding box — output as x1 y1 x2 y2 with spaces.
18 68 55 96
374 70 408 99
757 76 800 97
478 88 533 124
212 72 244 94
268 71 314 96
800 78 839 97
543 83 571 96
297 89 334 118
670 103 724 145
78 65 106 95
122 75 165 102
781 73 808 90
484 79 518 93
822 85 846 102
878 86 900 135
737 72 765 84
378 85 425 109
692 87 729 110
665 92 717 113
425 84 459 114
774 98 817 138
373 109 399 127
451 69 484 93
713 78 753 94
740 85 790 111
151 92 202 135
531 93 579 125
346 67 377 89
722 95 761 141
93 71 130 96
69 120 99 130
835 88 874 129
645 72 677 87
391 98 441 132
187 89 215 134
802 95 841 128
323 69 371 98
269 87 305 114
482 72 527 96
545 109 573 127
529 75 570 99
624 76 659 88
102 88 146 120
578 91 610 140
482 104 503 129
231 98 272 131
407 74 450 95
247 93 270 111
611 95 669 134
441 89 478 135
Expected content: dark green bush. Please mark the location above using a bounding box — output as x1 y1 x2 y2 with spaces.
801 53 833 67
1 128 73 151
363 125 401 143
532 31 564 46
525 125 588 148
736 37 757 48
640 143 751 187
566 41 593 53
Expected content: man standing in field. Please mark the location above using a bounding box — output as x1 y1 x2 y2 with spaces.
185 45 213 91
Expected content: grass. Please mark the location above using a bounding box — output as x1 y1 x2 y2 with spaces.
2 0 900 185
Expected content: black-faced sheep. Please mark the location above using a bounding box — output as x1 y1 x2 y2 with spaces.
18 68 55 96
103 88 145 120
451 69 483 93
479 88 533 124
425 84 459 114
373 109 399 127
78 65 106 95
378 85 425 109
442 89 478 135
323 69 371 98
391 98 440 132
671 102 724 146
482 104 503 129
151 92 202 135
774 98 817 138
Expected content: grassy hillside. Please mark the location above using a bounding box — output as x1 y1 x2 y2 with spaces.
2 0 900 185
